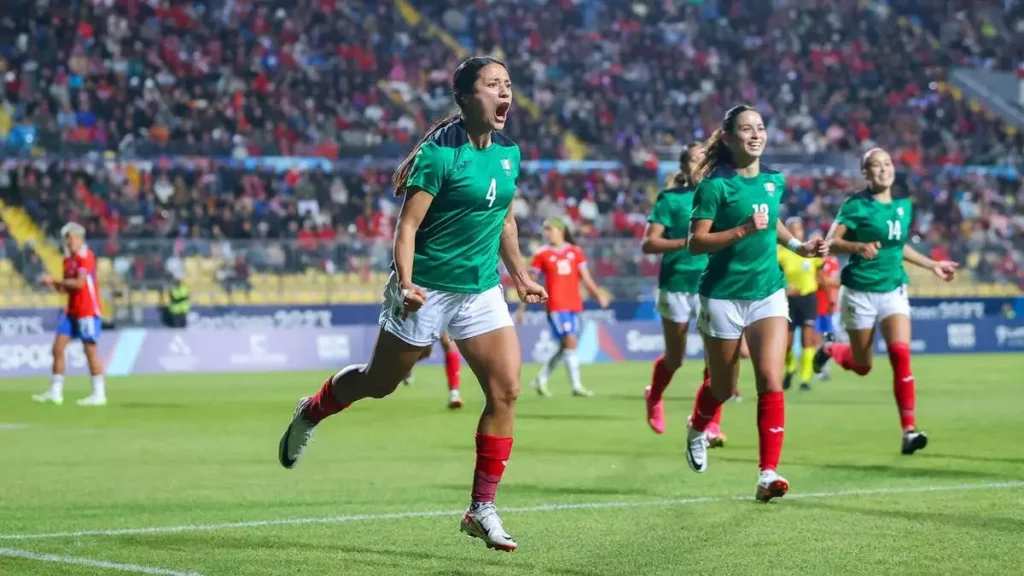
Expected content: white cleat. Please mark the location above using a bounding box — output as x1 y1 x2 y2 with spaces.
278 397 315 469
32 391 64 406
530 379 552 398
685 416 709 473
76 395 107 407
447 389 464 410
571 387 595 397
755 469 790 503
460 502 517 551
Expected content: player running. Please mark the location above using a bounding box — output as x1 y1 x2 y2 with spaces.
813 251 840 381
518 217 609 397
403 331 464 409
277 57 546 552
813 148 957 455
778 217 822 392
641 143 728 443
32 222 107 406
683 105 826 502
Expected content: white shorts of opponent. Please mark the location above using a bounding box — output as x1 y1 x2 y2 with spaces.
698 289 789 340
839 285 911 331
379 272 514 347
656 290 701 324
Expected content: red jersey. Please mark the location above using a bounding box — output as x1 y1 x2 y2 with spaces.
531 244 587 312
64 247 102 318
816 256 840 315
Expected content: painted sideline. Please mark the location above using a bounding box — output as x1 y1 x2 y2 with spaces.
0 547 201 576
1 481 1021 542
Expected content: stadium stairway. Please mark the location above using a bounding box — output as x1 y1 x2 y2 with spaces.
0 199 63 278
392 0 590 160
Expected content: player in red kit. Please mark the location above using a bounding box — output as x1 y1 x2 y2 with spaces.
814 253 841 381
32 223 107 406
403 331 464 409
517 218 609 397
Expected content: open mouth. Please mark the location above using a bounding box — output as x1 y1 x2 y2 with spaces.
495 102 511 123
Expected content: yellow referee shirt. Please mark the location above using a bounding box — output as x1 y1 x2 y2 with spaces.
777 247 821 296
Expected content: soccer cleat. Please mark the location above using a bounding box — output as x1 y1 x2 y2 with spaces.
684 416 709 473
731 393 743 403
529 379 552 398
812 333 835 375
901 430 929 455
460 502 517 551
31 390 64 406
76 394 107 407
799 382 812 392
447 389 463 410
278 397 316 469
755 469 789 502
644 386 665 434
402 373 414 387
571 386 595 398
782 371 795 391
705 424 727 449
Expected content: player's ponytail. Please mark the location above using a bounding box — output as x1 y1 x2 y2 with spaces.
392 55 508 196
672 142 703 188
693 105 754 183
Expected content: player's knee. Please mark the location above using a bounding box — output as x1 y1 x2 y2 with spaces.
662 351 683 372
486 379 520 411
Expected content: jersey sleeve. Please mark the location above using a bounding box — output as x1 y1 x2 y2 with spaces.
690 178 722 222
575 246 588 268
512 145 522 187
530 250 545 275
834 198 860 230
406 142 446 196
648 194 671 225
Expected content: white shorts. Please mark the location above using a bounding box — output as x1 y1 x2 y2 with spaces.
379 273 514 347
839 285 910 331
656 290 701 324
698 289 789 340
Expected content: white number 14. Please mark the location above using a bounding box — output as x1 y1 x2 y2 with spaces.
886 219 902 240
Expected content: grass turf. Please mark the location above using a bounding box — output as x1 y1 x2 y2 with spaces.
1 354 1022 575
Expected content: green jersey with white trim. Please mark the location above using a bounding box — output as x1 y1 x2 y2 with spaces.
647 186 708 293
834 191 912 293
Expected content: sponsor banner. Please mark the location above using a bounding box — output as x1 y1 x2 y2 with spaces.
1 318 1021 378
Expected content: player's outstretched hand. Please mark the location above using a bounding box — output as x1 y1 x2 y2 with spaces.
400 283 427 320
517 278 548 305
932 260 959 282
38 275 55 289
796 237 828 258
597 291 611 309
857 241 881 259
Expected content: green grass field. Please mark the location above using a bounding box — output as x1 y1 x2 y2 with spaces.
2 355 1023 575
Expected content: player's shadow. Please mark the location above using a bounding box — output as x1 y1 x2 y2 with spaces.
916 453 1024 467
715 455 1011 481
789 500 1024 535
516 412 632 422
508 483 654 498
599 393 695 404
116 402 190 409
786 397 891 406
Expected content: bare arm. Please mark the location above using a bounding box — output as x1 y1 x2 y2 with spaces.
579 265 602 300
499 209 531 287
825 222 870 255
776 219 796 247
394 189 434 287
688 219 756 255
640 223 686 254
902 244 936 269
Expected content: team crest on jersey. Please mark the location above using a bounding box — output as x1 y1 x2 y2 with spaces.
764 182 776 196
501 158 512 175
897 207 904 217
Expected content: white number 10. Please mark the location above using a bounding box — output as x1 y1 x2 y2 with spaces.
486 178 497 208
751 203 769 214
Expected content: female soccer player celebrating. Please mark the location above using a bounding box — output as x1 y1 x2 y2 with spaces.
277 56 546 552
777 217 823 392
683 105 826 502
518 217 609 397
813 148 958 455
403 331 464 410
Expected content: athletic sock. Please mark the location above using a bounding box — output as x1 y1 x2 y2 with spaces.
537 349 563 385
471 434 513 503
825 342 871 375
445 351 461 392
564 349 583 390
90 375 106 397
50 374 65 395
888 342 916 431
785 349 797 374
647 355 676 403
304 365 359 425
757 391 785 471
800 347 815 384
690 379 724 432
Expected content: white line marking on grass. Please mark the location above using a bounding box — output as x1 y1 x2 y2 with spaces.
1 481 1020 542
0 548 201 575
0 424 27 430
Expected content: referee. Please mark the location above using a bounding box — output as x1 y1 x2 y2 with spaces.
777 217 822 391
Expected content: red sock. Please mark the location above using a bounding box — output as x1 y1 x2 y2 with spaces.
690 380 724 432
757 391 785 471
445 351 461 392
690 366 723 428
826 342 871 375
647 355 676 403
304 373 351 425
472 434 513 503
888 342 916 431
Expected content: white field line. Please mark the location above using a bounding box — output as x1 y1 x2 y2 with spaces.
0 480 1020 543
0 547 201 576
0 424 27 430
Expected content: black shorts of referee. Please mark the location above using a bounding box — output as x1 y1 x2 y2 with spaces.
788 292 817 330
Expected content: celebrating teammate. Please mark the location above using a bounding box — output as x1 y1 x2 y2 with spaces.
32 222 107 406
518 217 609 397
778 217 822 392
277 56 546 551
683 105 826 502
814 251 841 381
640 143 727 443
403 331 464 409
813 148 957 455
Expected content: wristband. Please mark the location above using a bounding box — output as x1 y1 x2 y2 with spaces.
787 238 802 252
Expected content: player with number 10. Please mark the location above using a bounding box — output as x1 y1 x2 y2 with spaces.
813 148 958 455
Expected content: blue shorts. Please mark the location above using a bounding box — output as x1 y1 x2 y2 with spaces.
815 314 834 335
546 311 581 340
56 314 102 343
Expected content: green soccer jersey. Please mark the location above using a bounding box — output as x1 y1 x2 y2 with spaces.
834 191 911 293
403 120 521 293
690 166 787 300
648 186 708 293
